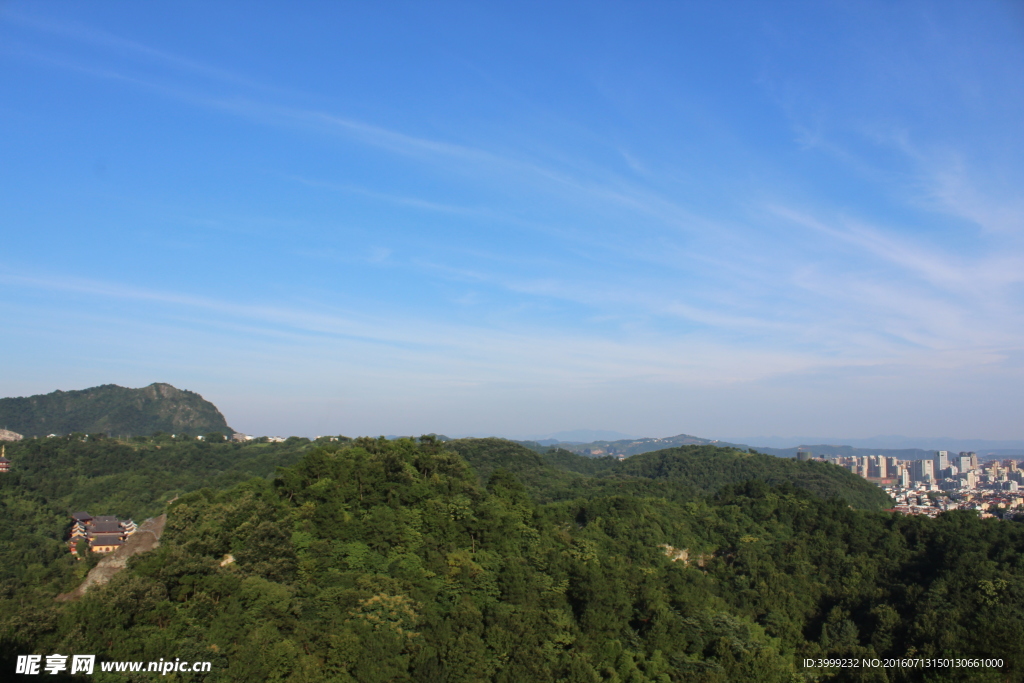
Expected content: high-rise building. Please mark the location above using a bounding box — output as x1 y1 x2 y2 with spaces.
868 455 887 479
912 459 935 483
960 452 978 470
935 451 950 472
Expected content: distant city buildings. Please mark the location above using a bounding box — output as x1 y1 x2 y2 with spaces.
822 449 1024 518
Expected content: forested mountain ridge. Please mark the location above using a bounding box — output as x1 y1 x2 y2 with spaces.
0 383 233 437
0 433 316 606
614 445 892 510
2 436 1020 681
449 438 891 510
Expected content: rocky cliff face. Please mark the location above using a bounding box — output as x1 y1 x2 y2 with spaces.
0 383 233 437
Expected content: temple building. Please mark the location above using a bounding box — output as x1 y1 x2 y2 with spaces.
69 512 137 554
0 446 10 473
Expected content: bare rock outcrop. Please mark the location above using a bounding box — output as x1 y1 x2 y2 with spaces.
658 544 712 567
659 544 689 564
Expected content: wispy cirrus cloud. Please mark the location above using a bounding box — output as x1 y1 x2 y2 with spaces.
0 268 830 385
4 3 1023 438
10 28 1020 374
5 11 739 245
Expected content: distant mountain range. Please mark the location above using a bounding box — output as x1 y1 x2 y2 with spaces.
0 383 233 438
519 429 637 445
519 433 739 457
3 383 1017 459
724 435 1024 453
521 432 1024 460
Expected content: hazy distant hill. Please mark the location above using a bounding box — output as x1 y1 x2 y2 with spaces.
552 432 746 457
730 434 1024 452
542 433 961 461
0 383 233 437
747 444 940 460
521 429 637 444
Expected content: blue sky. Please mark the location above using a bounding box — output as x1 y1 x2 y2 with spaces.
2 1 1022 440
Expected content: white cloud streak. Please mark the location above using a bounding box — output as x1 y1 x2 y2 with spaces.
4 7 1023 437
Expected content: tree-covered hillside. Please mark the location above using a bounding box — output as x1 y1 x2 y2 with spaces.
614 445 892 510
0 433 315 602
2 437 1020 681
451 439 891 510
0 383 234 438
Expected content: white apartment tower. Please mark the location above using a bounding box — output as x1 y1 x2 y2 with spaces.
959 452 978 470
868 455 887 479
912 459 935 483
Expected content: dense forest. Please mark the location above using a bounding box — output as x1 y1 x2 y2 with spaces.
1 436 1022 681
0 383 233 437
0 433 313 602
